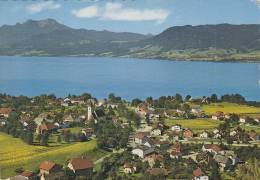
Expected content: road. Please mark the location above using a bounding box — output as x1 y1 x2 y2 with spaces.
93 148 124 165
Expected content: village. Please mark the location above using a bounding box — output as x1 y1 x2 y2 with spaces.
0 93 259 180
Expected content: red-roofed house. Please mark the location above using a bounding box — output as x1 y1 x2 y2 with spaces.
183 128 193 138
144 153 163 167
40 122 58 133
39 161 62 179
197 112 207 118
193 168 208 180
124 162 139 174
202 144 223 155
250 132 259 141
254 116 260 123
151 123 164 136
239 116 248 123
177 108 185 113
0 107 16 117
191 107 202 113
21 170 37 180
171 124 182 132
134 134 149 145
67 157 94 178
164 110 174 117
81 128 94 137
148 168 168 176
167 143 188 156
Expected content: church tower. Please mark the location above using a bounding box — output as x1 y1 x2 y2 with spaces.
88 102 94 120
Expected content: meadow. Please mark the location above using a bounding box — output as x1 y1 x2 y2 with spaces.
0 132 110 179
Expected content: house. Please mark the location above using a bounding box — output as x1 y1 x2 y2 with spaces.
136 131 151 137
191 107 202 113
106 102 120 109
98 100 106 106
39 161 62 179
183 157 196 166
23 120 36 131
34 118 47 126
40 122 58 133
213 154 232 171
225 113 231 119
144 153 163 167
171 124 182 132
0 119 10 126
197 112 206 118
183 128 193 138
199 151 213 164
61 102 69 106
157 141 169 147
21 170 37 180
151 123 163 136
64 115 81 123
213 132 222 139
200 130 209 138
163 132 179 142
144 139 159 147
211 112 222 120
239 115 248 123
177 108 185 113
167 143 188 156
124 162 139 173
134 134 149 145
132 146 161 158
0 107 16 117
64 97 85 105
164 110 174 117
81 128 94 137
148 168 168 176
67 157 94 178
224 151 239 165
38 113 51 119
212 127 220 134
202 144 223 155
254 116 260 123
20 114 31 123
250 132 259 141
230 130 240 137
107 116 119 124
193 168 208 180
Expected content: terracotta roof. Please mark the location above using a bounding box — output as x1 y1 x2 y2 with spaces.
68 157 94 170
148 168 168 176
20 115 31 122
40 122 58 131
21 170 37 178
184 157 195 165
82 128 94 133
165 110 174 114
62 128 70 132
203 144 222 152
169 143 188 151
193 168 206 177
124 162 138 168
177 108 185 111
137 131 151 136
184 128 193 133
166 132 179 136
146 139 159 146
39 161 57 171
135 134 146 139
200 130 209 134
145 153 163 162
240 115 248 119
197 112 203 116
250 132 258 138
215 111 223 114
225 113 231 116
0 107 14 115
151 123 163 131
254 116 260 120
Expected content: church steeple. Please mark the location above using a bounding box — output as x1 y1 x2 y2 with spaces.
88 102 94 120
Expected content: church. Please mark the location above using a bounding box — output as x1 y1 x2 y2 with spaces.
85 102 106 124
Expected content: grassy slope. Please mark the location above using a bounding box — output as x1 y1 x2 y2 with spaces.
0 132 110 179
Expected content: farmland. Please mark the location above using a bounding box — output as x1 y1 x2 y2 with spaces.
0 132 110 179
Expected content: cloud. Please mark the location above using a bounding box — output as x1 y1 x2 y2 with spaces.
250 0 260 8
71 2 170 25
71 5 98 18
27 2 61 14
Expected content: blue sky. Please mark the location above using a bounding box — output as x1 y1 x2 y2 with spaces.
0 0 259 35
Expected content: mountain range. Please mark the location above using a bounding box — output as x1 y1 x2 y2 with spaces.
0 19 259 59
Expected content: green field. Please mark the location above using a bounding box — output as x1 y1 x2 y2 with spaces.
0 132 110 179
165 118 223 134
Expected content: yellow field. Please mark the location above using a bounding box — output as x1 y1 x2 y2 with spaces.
195 102 260 118
165 119 223 134
0 132 109 179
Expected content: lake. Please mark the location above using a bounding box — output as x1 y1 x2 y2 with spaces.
0 56 259 101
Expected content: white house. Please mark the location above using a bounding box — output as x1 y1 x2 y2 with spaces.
124 163 138 174
200 130 209 138
81 128 94 137
193 168 208 180
191 107 202 113
164 110 174 117
151 123 163 136
254 116 260 123
98 100 106 106
250 132 259 141
106 103 120 109
144 139 159 147
239 116 248 123
0 107 16 117
177 108 185 113
134 134 149 145
64 115 81 123
171 124 182 132
132 146 156 158
230 130 240 137
213 132 222 139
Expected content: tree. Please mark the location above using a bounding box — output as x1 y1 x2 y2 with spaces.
47 93 56 100
145 113 150 124
175 93 183 103
40 94 47 101
82 93 92 101
146 96 153 104
182 104 191 111
185 95 191 102
131 98 142 107
109 93 115 102
25 132 34 145
209 160 222 180
57 135 61 143
211 94 218 103
227 138 233 146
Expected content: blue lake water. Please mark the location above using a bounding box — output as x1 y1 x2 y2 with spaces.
0 56 259 101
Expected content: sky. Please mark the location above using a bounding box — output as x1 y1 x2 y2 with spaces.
0 0 259 35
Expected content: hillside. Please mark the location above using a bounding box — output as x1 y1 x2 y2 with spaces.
0 19 259 62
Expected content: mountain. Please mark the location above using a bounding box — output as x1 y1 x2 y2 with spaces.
136 24 260 50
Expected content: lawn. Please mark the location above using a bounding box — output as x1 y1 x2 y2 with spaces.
164 118 223 133
0 132 110 179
